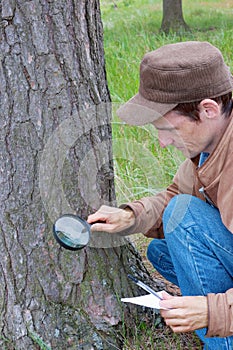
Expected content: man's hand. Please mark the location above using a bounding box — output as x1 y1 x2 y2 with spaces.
160 292 208 333
87 205 135 233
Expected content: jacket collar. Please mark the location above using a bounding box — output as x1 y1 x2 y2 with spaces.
192 114 233 182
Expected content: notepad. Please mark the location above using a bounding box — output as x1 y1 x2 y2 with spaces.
121 291 167 309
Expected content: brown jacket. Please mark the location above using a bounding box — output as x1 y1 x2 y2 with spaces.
122 115 233 337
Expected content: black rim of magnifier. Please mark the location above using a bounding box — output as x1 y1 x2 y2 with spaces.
53 214 90 251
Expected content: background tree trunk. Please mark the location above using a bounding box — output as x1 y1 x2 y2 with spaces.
0 0 164 349
160 0 189 33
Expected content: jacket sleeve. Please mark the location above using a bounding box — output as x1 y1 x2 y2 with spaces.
120 159 195 237
206 288 233 338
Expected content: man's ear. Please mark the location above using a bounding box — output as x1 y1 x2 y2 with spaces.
199 99 220 120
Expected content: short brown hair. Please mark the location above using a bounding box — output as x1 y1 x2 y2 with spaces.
173 92 233 121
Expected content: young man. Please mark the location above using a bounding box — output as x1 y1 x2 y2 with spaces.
88 41 233 349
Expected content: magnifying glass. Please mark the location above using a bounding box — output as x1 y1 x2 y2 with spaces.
53 214 101 251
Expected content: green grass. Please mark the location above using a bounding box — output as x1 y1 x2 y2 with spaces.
112 121 184 203
28 331 51 350
100 0 233 348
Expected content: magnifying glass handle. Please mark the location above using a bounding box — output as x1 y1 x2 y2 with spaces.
90 220 106 224
89 220 106 228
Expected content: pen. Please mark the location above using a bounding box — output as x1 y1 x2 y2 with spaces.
128 274 163 300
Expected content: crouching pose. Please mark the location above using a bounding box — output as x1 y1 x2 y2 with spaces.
88 41 233 349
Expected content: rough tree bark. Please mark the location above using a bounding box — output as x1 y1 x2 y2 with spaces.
0 1 164 349
160 0 189 34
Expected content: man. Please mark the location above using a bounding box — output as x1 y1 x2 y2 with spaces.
87 41 233 349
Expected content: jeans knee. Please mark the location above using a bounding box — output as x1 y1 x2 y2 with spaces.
163 194 194 234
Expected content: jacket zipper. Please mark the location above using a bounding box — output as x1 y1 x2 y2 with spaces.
199 187 216 207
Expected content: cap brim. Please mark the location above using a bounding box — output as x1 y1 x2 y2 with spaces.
116 93 177 126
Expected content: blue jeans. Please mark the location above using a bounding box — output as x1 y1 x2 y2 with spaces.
147 194 233 350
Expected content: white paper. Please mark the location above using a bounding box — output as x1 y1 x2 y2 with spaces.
121 291 167 309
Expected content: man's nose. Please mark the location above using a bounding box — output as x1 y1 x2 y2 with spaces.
158 131 173 148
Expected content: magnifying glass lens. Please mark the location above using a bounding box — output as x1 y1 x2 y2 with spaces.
53 215 90 250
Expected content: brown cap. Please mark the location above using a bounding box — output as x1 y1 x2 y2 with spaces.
117 41 233 125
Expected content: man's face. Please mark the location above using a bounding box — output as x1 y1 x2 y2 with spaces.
151 110 220 158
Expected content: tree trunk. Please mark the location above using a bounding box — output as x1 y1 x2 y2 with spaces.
0 1 164 349
160 0 189 34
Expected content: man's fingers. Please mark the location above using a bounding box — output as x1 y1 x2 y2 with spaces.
90 223 117 233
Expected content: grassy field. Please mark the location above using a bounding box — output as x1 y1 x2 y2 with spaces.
100 0 233 349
